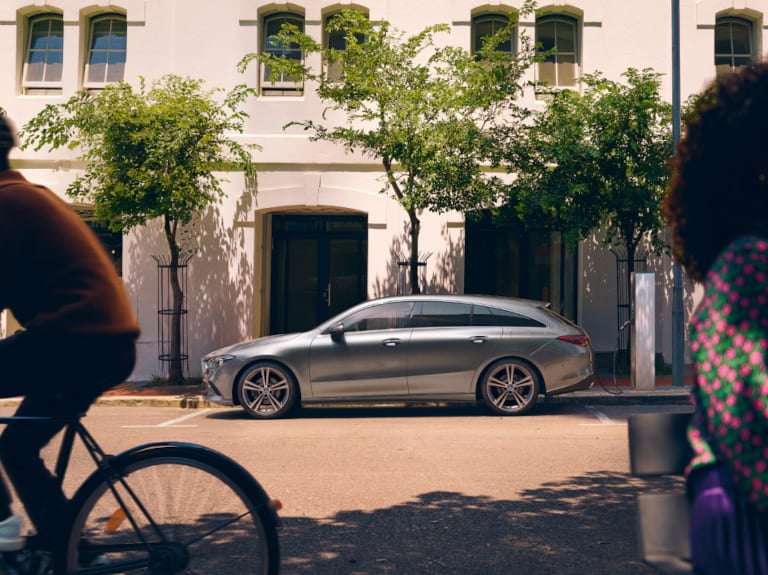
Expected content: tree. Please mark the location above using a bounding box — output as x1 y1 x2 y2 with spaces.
505 68 671 256
503 67 671 358
239 7 536 293
20 74 257 384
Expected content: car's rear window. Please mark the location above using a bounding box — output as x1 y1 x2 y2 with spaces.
487 307 545 327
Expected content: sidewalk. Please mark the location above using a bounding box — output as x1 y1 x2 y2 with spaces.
83 369 694 409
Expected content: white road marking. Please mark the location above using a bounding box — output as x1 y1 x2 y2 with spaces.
121 408 212 428
579 407 618 426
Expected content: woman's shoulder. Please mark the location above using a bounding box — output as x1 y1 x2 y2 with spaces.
709 235 768 277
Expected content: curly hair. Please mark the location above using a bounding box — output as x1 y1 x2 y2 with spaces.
664 62 768 282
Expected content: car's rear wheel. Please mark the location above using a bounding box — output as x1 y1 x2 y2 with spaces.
237 361 298 419
480 358 541 415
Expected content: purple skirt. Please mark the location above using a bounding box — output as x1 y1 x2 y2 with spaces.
689 465 768 575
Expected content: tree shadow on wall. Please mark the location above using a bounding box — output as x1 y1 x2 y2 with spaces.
423 222 463 295
370 220 464 298
279 471 677 575
124 175 257 377
188 176 258 357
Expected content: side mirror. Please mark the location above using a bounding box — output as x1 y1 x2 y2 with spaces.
328 323 345 342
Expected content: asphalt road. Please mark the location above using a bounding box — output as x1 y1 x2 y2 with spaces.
2 401 691 575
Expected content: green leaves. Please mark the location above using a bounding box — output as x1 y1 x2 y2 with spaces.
20 74 257 240
505 67 672 254
240 8 535 219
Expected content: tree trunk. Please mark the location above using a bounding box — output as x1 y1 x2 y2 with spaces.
408 208 421 294
165 216 185 385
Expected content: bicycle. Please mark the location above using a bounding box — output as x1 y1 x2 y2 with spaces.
0 413 281 575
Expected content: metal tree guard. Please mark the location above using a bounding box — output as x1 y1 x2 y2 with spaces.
611 248 649 361
153 253 194 378
397 252 432 295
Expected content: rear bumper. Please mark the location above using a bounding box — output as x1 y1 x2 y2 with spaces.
547 373 595 396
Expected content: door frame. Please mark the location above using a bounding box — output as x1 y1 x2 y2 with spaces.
268 213 368 335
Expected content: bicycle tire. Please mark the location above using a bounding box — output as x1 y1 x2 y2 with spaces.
56 443 280 575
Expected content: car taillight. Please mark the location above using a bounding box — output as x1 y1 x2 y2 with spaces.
558 334 590 347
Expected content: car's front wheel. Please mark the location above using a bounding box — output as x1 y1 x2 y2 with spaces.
480 358 541 415
237 361 298 419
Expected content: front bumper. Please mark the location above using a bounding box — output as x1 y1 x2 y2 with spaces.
202 380 235 406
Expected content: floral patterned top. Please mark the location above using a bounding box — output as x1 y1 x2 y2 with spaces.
687 235 768 510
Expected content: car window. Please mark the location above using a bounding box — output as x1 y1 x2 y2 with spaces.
411 301 472 328
470 305 497 326
341 302 413 332
488 307 545 327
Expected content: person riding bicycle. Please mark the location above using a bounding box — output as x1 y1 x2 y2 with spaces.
0 115 140 551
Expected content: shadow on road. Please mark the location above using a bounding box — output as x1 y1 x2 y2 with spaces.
278 471 681 575
206 402 583 420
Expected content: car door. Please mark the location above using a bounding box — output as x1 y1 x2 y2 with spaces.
308 301 413 398
406 301 503 396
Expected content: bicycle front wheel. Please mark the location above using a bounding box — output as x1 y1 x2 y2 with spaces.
59 444 280 575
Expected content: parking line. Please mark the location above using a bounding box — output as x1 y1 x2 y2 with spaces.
121 408 212 428
579 407 620 426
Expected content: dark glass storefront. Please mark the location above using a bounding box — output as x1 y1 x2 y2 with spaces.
270 214 368 334
464 212 578 320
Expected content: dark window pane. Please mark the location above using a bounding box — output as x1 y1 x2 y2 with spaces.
30 23 51 50
471 305 496 326
109 31 127 51
556 21 575 52
537 21 556 52
473 15 512 54
714 26 732 54
342 302 412 332
107 50 125 64
89 51 108 65
734 56 752 67
730 24 752 54
28 51 46 64
489 308 545 327
328 29 346 51
91 21 112 50
413 302 472 328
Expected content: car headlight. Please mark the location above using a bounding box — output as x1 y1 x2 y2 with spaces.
202 354 236 378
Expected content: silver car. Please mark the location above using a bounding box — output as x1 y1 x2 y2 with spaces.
202 294 594 419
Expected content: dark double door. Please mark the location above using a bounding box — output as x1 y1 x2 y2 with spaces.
270 214 367 334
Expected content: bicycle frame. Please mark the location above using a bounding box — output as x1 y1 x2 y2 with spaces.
0 413 282 575
0 415 196 554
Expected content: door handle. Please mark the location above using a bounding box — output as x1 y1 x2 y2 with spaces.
470 336 487 344
383 338 401 347
324 282 331 307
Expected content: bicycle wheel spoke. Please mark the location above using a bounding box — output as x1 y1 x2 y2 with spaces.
65 453 279 574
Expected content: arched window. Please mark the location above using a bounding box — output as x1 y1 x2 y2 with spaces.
23 14 64 93
262 12 304 94
472 13 514 56
536 15 578 88
715 17 755 78
84 14 127 88
324 12 366 82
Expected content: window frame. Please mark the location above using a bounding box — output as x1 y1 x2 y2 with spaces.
83 13 127 90
471 13 515 57
535 14 579 90
22 13 64 94
715 16 755 78
261 12 305 96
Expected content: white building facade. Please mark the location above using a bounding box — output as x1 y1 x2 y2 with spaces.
0 0 762 381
